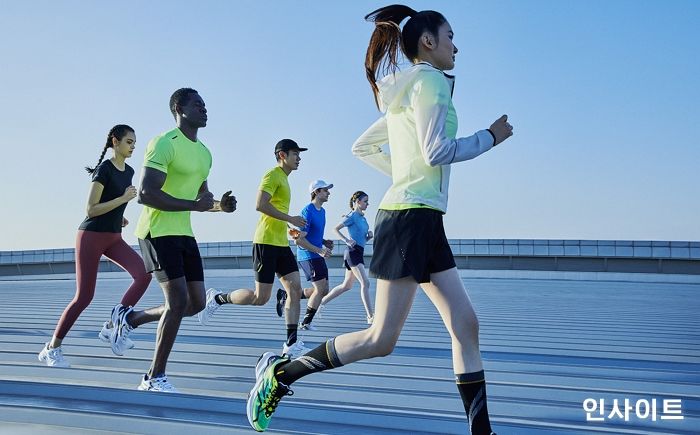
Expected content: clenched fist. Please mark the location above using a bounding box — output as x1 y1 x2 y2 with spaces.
489 114 514 146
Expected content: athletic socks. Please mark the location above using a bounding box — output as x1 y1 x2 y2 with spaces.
301 307 317 326
214 293 229 305
456 370 493 435
286 324 298 346
276 338 343 385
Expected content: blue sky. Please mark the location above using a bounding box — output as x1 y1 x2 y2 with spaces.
1 1 698 250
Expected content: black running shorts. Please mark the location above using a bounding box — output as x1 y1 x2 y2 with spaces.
369 208 455 283
138 234 204 283
343 245 365 270
298 257 329 282
252 243 299 284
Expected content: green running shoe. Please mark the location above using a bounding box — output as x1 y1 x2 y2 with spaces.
247 352 293 432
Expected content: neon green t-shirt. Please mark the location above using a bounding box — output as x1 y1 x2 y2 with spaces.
135 128 212 239
253 166 290 247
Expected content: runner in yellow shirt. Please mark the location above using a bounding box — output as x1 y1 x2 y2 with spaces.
198 139 314 359
111 88 236 392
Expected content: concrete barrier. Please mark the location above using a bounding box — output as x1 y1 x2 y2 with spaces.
2 239 699 276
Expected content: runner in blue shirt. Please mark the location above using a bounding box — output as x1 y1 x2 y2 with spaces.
319 191 374 324
294 179 334 330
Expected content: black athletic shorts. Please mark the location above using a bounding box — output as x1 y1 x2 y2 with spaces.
298 257 329 282
343 245 365 270
252 243 298 284
138 234 204 284
369 208 455 283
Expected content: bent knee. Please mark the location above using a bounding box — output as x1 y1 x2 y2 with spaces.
252 294 270 306
138 272 152 286
368 334 398 358
452 314 480 342
286 287 302 300
166 302 187 317
188 299 205 315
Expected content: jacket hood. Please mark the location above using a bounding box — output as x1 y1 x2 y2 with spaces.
376 62 454 112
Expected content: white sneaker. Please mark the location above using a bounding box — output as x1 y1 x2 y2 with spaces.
137 374 178 393
110 304 135 356
316 304 326 319
99 321 134 349
38 343 70 368
366 314 374 325
198 288 222 326
299 322 317 331
282 340 310 359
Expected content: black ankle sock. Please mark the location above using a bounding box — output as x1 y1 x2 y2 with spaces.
456 371 493 435
214 293 228 305
286 324 298 346
125 311 135 327
276 338 343 385
301 307 317 326
300 291 308 300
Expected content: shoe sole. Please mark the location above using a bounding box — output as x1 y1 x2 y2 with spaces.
137 381 178 393
275 289 285 317
247 352 277 431
100 331 135 349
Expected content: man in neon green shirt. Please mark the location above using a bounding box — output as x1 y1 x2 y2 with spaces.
111 88 236 393
198 139 312 358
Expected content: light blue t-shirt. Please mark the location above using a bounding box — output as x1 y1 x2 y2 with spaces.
342 211 370 248
297 203 326 261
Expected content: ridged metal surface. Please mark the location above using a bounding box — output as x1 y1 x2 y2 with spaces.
1 272 698 434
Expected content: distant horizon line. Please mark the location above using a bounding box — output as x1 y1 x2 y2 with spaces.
3 237 699 253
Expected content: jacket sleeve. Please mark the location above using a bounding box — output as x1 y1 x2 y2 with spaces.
412 73 494 167
351 117 392 177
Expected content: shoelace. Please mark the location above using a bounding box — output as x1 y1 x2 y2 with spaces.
116 307 134 340
48 347 64 361
204 298 219 317
153 377 174 391
263 383 293 417
120 323 134 341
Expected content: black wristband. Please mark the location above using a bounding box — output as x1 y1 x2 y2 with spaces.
486 129 497 146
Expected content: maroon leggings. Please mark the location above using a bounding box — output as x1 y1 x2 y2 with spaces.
53 230 152 339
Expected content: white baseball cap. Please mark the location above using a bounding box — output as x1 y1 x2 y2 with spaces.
309 179 333 194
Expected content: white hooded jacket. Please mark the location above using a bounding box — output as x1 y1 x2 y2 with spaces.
351 62 494 213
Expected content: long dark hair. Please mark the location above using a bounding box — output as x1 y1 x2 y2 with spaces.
85 124 134 175
364 5 447 108
349 191 368 210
